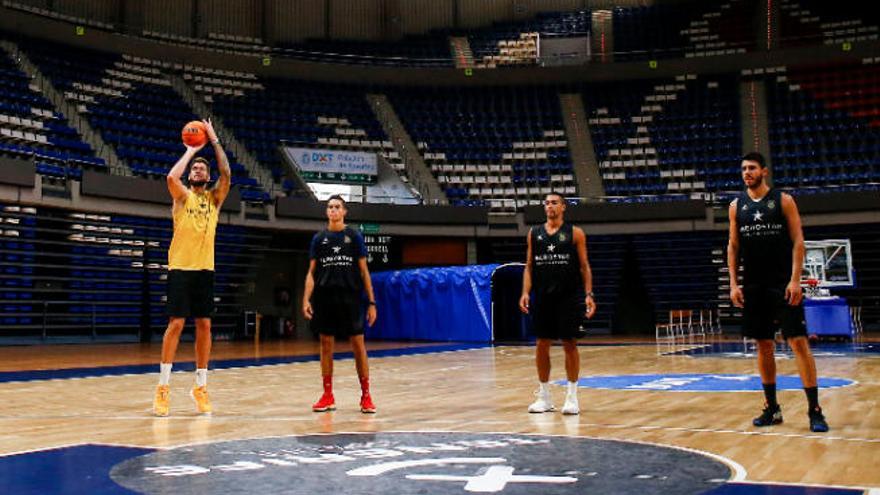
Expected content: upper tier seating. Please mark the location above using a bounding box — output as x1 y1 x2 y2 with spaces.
22 39 270 202
0 46 103 180
389 86 576 211
613 0 757 61
779 0 879 48
584 74 742 200
766 62 880 192
195 70 401 197
469 10 591 68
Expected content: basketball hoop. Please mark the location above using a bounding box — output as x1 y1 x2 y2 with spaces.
803 278 820 298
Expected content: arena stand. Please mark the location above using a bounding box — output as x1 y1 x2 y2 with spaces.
1 1 879 340
19 37 272 203
0 44 104 181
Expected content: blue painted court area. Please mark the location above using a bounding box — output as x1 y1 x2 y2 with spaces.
0 445 153 495
0 440 870 495
703 483 865 495
664 342 880 359
560 373 855 392
0 343 489 384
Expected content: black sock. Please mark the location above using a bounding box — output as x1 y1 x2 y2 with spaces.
804 386 819 411
762 383 778 408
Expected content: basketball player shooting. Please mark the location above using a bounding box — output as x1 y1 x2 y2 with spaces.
153 118 230 417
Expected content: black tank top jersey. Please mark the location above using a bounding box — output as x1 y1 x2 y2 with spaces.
530 222 584 295
735 188 793 287
309 226 366 291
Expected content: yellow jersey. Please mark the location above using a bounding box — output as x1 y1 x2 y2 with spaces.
168 189 219 271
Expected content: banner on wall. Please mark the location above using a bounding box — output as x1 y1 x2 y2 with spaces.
287 147 378 184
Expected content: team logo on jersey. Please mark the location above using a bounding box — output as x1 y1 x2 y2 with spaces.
558 233 567 242
108 432 733 494
741 203 749 210
752 211 764 222
344 235 351 244
322 237 329 244
767 200 776 210
547 244 556 252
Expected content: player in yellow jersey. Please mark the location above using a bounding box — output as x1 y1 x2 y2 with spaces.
153 119 231 416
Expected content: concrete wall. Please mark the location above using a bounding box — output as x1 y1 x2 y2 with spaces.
328 0 384 40
54 0 119 24
267 0 326 44
200 0 263 38
457 0 513 29
396 0 455 36
142 0 194 36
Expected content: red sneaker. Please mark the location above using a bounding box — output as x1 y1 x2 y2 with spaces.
312 393 336 412
360 393 376 414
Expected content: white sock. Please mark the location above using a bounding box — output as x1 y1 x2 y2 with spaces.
567 381 579 396
538 381 550 395
158 363 172 386
195 368 208 387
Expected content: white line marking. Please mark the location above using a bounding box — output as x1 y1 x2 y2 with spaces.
347 457 505 476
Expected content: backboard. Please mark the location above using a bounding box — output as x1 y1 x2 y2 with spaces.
802 239 854 288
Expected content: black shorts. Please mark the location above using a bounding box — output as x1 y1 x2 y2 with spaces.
310 289 364 337
166 270 215 318
530 292 585 341
742 285 806 340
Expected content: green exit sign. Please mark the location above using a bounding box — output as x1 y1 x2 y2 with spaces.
262 56 272 66
842 42 852 51
648 60 658 69
75 26 85 36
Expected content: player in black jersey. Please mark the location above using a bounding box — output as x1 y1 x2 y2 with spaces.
727 152 828 432
519 192 596 415
303 195 378 414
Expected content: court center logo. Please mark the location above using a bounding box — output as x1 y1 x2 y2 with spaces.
110 432 733 494
562 373 854 392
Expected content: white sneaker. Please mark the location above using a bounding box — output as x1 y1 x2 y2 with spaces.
561 393 579 415
528 390 555 413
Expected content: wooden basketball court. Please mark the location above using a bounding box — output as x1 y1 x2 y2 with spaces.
0 337 878 493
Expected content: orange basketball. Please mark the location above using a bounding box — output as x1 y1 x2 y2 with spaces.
181 121 207 147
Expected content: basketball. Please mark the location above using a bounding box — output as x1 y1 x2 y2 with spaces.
181 120 207 147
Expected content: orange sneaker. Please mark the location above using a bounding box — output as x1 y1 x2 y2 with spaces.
190 386 212 414
312 393 336 412
153 385 170 417
360 393 376 414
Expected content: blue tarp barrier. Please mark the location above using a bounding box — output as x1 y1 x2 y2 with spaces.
368 264 498 342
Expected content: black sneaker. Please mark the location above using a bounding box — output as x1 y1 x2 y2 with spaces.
809 408 829 433
753 404 783 427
